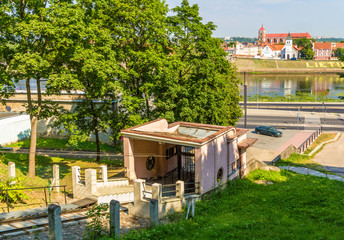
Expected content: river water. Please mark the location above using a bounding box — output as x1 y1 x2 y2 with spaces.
240 73 344 100
13 74 344 101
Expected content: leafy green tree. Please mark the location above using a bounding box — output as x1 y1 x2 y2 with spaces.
0 0 68 178
334 48 344 61
105 0 171 141
153 0 242 126
48 1 121 162
294 38 315 60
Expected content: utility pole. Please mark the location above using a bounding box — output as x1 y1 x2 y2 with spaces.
244 72 247 129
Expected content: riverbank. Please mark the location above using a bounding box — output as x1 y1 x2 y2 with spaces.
235 59 344 73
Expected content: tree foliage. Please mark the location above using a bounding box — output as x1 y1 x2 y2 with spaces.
293 38 315 60
153 0 242 126
1 0 243 163
334 48 344 62
0 0 68 177
47 1 121 162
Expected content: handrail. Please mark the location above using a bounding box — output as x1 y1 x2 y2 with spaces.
297 127 322 153
0 185 68 213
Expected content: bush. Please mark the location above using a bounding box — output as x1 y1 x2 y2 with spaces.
83 203 110 240
0 177 28 205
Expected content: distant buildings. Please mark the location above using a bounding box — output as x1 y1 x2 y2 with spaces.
313 42 344 60
258 25 311 45
222 25 344 61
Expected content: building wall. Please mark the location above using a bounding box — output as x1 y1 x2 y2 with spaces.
199 133 237 194
0 115 31 145
131 139 162 180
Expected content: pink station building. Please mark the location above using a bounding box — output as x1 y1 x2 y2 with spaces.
121 119 257 194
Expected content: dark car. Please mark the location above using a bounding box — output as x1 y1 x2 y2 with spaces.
255 126 282 137
290 57 297 60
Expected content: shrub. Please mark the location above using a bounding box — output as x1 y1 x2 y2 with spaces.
83 203 110 240
0 177 28 205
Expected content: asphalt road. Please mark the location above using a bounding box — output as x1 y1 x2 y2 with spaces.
237 109 344 132
241 102 344 114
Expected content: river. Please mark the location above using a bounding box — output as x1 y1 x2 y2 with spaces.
240 73 344 101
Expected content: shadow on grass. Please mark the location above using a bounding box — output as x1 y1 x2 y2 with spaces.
0 153 123 180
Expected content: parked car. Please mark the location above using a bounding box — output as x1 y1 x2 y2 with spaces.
255 126 282 137
290 57 297 60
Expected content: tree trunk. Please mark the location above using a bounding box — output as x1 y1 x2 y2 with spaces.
95 125 101 163
90 100 101 162
26 79 36 178
28 117 37 178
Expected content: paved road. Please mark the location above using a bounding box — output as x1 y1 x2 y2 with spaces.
237 109 344 131
241 102 344 114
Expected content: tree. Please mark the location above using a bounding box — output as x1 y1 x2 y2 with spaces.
334 48 344 61
48 1 121 162
294 38 315 60
105 0 171 141
0 0 68 178
153 0 242 126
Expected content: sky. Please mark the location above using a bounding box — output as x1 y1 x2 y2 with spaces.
165 0 344 38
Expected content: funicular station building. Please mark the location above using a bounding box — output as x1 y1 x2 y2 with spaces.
121 119 257 194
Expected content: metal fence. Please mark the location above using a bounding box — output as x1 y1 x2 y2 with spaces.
298 127 322 153
184 182 200 195
162 184 177 197
142 182 152 199
0 185 67 213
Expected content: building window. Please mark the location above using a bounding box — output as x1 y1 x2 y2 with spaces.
146 156 155 170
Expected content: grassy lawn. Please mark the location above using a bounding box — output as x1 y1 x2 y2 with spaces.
236 59 344 70
0 152 123 211
247 92 343 102
304 133 338 154
5 137 120 152
276 153 325 172
117 170 344 240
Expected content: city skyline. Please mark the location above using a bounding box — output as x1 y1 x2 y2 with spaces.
165 0 344 38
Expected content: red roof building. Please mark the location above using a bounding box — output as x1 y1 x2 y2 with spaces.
313 42 333 60
258 25 312 45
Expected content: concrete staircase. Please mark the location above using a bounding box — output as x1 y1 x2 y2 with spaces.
93 184 134 204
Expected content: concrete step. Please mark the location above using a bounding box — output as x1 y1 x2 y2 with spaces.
94 185 134 196
93 185 134 204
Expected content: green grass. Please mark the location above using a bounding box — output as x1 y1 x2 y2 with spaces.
5 137 120 152
112 170 344 240
236 58 344 70
247 92 344 102
304 133 338 154
275 153 324 172
0 152 124 211
0 153 123 187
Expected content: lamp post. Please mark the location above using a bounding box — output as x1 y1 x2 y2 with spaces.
244 72 247 129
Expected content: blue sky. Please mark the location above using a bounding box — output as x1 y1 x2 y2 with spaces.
165 0 344 38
